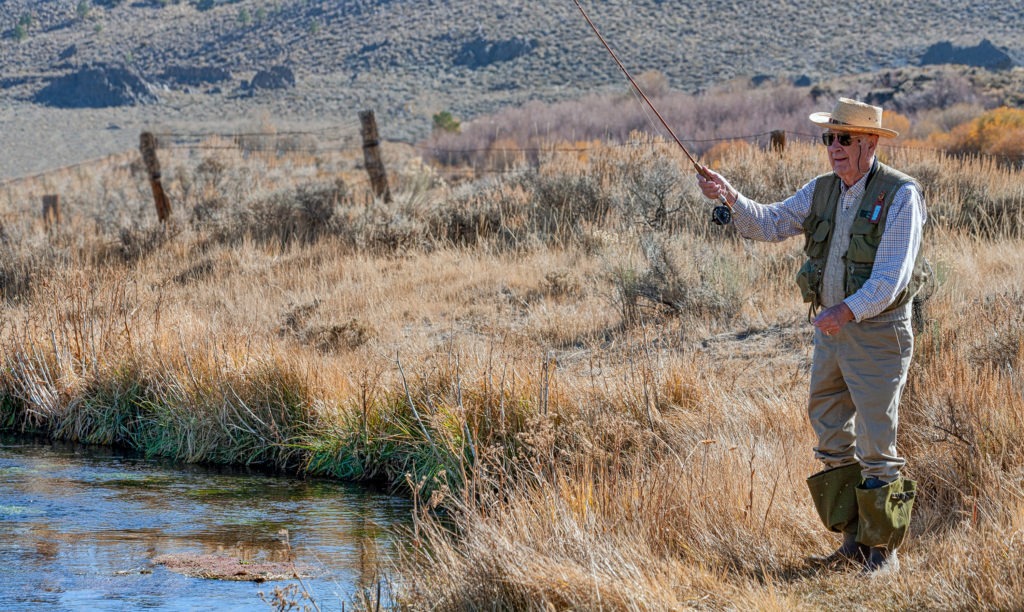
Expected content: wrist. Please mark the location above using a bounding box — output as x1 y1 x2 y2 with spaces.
839 301 857 323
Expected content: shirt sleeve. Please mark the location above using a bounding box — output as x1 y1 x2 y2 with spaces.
842 183 927 321
731 179 817 242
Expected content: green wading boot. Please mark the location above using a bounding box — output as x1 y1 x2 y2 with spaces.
855 477 917 575
806 463 868 566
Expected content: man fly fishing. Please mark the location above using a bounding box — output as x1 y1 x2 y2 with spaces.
697 98 926 573
571 0 923 575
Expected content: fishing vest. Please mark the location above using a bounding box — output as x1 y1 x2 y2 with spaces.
795 162 927 316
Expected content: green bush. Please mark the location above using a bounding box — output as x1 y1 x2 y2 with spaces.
432 111 461 134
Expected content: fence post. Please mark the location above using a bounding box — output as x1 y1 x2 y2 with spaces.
770 130 787 153
358 110 392 203
140 131 172 223
42 194 61 229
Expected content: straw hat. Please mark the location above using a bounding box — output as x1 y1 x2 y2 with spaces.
809 97 899 138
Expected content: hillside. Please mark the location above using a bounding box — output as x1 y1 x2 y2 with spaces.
1 0 1023 179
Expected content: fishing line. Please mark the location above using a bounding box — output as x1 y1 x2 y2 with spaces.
625 80 669 144
571 0 732 225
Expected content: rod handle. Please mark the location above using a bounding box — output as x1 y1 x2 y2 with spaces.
695 163 730 207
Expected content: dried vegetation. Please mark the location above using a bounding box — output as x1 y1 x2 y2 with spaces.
1 110 1023 609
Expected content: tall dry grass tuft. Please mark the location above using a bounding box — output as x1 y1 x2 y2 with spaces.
2 126 1024 608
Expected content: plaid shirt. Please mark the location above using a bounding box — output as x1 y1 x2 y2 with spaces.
731 168 927 322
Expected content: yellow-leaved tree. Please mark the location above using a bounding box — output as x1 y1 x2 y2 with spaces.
930 107 1024 160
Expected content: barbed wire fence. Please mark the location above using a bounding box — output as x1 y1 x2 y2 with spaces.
2 118 1022 228
4 124 1022 186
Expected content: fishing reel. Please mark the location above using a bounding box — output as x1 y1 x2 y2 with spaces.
711 204 732 226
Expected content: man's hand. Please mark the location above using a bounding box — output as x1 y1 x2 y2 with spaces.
814 302 855 336
696 167 737 206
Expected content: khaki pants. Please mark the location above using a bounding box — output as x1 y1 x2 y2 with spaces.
808 317 914 481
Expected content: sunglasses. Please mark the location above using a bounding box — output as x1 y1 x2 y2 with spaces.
821 132 857 147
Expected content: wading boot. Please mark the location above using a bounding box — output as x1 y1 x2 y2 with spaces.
856 477 917 575
806 463 868 566
808 529 867 567
865 546 899 574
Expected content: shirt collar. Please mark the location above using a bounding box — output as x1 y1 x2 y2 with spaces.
839 158 878 198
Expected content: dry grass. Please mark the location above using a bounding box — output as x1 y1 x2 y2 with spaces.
1 131 1023 609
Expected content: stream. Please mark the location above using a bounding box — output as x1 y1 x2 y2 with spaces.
0 434 412 611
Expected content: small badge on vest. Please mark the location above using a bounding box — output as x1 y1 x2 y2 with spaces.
867 191 886 224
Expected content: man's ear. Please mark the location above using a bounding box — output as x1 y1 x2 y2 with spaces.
865 135 880 154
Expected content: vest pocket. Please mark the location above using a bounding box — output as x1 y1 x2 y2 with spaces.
796 258 824 304
844 261 874 295
846 234 879 263
805 219 832 259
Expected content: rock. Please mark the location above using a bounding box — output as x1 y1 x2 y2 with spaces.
247 65 296 90
864 87 897 107
920 39 1014 70
33 64 157 108
161 65 232 87
153 553 318 582
453 36 536 69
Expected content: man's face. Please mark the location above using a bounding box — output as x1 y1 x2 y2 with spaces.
822 131 878 185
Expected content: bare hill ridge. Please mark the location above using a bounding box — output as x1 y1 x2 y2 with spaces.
1 0 1022 179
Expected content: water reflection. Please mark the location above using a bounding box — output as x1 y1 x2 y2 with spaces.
0 434 411 611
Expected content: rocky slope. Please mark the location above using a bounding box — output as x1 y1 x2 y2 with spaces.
1 0 1022 179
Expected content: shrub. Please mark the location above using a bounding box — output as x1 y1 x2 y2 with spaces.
884 110 912 139
0 254 34 302
619 152 693 231
248 183 344 247
521 169 611 245
932 107 1024 161
433 111 461 134
631 70 669 98
420 84 819 172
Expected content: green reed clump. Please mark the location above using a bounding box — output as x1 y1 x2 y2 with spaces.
124 360 318 468
52 364 154 446
0 338 323 471
0 391 18 431
300 394 463 492
300 367 530 498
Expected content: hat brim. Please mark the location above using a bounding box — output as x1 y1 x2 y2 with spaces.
809 112 899 138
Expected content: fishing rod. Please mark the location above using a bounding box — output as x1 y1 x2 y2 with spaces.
571 0 732 225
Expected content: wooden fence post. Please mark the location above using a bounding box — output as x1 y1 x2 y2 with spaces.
140 131 172 223
770 129 787 153
359 110 392 203
42 194 61 228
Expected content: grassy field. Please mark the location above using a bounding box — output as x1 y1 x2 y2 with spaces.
1 110 1023 609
